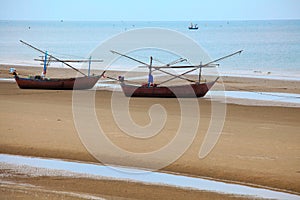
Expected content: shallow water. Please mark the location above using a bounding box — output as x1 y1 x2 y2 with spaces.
221 73 300 81
0 78 15 82
207 91 300 107
95 82 300 107
0 154 299 200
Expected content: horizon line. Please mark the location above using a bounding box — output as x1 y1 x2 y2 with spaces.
1 18 300 22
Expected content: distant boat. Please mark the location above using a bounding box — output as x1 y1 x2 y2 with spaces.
188 23 198 30
14 40 103 90
105 50 243 98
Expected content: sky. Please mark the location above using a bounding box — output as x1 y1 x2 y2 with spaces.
0 0 299 21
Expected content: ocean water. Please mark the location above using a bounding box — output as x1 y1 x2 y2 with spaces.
0 20 300 78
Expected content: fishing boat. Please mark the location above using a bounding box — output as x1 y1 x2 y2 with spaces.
13 72 101 90
188 23 198 30
119 79 218 98
106 50 242 98
13 40 103 90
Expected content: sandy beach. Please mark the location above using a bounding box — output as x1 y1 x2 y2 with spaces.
0 65 300 199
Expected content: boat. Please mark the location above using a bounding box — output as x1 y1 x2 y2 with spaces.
13 40 103 90
13 72 101 90
188 23 198 30
106 50 242 98
119 79 218 98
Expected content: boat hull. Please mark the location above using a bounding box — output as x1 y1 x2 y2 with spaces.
14 75 100 90
120 79 218 98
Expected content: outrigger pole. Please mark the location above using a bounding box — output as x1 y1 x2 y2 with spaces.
153 67 196 83
159 50 243 85
34 58 103 63
111 50 195 83
111 50 149 66
20 40 87 77
203 50 243 67
110 49 242 85
142 57 196 83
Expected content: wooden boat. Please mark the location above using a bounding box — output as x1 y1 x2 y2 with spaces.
107 50 242 98
14 40 103 90
13 72 100 90
120 79 218 98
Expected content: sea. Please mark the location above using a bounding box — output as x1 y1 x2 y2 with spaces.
0 20 300 79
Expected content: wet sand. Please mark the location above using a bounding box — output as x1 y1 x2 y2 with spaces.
0 65 300 199
1 176 253 200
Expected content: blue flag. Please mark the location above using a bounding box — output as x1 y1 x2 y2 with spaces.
148 74 153 83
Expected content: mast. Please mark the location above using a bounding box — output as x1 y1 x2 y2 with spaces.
198 62 202 83
88 56 92 77
43 51 48 77
148 56 153 87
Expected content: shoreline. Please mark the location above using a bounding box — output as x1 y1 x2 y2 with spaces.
1 153 299 199
2 65 300 108
2 64 300 92
2 63 300 82
3 77 300 107
1 65 300 198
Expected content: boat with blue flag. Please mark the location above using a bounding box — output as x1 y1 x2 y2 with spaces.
13 40 104 90
104 50 242 98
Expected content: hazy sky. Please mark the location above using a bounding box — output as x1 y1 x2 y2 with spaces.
1 0 299 21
